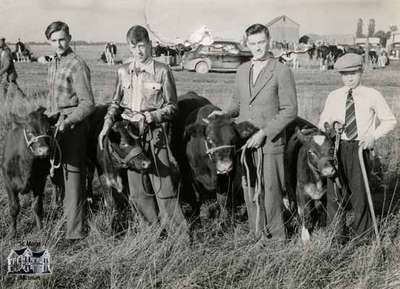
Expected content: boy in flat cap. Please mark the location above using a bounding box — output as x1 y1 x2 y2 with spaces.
319 53 397 240
98 25 187 232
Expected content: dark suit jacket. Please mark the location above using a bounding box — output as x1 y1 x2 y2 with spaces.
227 58 298 153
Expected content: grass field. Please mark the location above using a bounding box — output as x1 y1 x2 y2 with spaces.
1 45 400 289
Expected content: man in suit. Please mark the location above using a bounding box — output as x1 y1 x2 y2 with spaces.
211 24 298 239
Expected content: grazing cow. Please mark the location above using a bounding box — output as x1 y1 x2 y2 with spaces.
174 95 257 223
2 107 55 238
284 118 337 242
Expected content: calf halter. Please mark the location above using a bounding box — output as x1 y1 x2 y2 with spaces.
204 140 235 159
23 129 51 153
107 141 144 168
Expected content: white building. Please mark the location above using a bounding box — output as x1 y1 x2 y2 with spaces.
7 247 51 275
266 15 300 44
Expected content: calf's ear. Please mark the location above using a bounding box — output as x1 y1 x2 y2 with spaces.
184 123 205 140
10 113 26 128
235 121 259 140
36 106 47 115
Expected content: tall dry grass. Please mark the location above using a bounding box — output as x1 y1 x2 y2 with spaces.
0 55 399 289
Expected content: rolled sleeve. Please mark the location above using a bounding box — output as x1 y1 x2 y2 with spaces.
65 63 95 123
262 66 298 140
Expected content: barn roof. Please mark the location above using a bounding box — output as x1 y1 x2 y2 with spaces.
266 15 299 27
32 250 47 258
13 248 28 255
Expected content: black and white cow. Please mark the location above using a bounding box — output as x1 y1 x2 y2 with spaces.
285 119 337 242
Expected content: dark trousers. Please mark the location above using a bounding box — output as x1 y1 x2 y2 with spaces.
243 151 286 240
327 141 373 238
58 120 88 239
127 126 187 231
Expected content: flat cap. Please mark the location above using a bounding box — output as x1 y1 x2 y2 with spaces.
334 53 363 72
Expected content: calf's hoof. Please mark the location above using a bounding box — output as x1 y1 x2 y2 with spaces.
301 226 311 244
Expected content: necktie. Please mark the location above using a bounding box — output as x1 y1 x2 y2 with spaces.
344 88 358 140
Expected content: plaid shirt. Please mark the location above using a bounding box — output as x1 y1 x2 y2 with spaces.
47 47 95 123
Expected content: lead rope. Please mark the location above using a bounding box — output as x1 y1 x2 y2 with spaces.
333 122 344 205
50 127 62 178
240 144 264 236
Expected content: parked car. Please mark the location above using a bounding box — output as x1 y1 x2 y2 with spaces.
182 41 252 73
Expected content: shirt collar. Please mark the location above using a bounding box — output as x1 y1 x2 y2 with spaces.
53 47 73 61
130 58 155 75
343 85 363 95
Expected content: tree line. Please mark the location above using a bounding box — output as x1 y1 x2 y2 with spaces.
356 18 398 47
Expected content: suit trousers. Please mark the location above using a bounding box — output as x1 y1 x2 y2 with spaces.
243 151 286 240
127 126 187 231
58 120 88 239
327 141 372 238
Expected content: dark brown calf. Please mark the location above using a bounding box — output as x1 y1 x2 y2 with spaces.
2 107 55 238
286 124 336 242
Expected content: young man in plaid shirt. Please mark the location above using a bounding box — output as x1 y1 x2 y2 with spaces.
46 21 95 240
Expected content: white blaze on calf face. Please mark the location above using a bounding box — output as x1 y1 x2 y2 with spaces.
304 183 325 200
312 135 326 146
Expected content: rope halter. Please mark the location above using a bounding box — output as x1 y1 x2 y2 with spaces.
108 141 144 169
23 128 51 154
204 140 235 160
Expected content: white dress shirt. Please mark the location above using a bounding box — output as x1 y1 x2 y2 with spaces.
318 85 397 141
251 58 269 84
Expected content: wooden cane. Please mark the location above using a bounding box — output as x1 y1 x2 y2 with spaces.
358 146 380 246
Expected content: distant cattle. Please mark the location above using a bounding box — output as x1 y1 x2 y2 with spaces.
317 45 345 70
2 107 57 238
284 118 337 242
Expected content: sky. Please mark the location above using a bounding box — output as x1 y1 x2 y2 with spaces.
0 0 399 43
